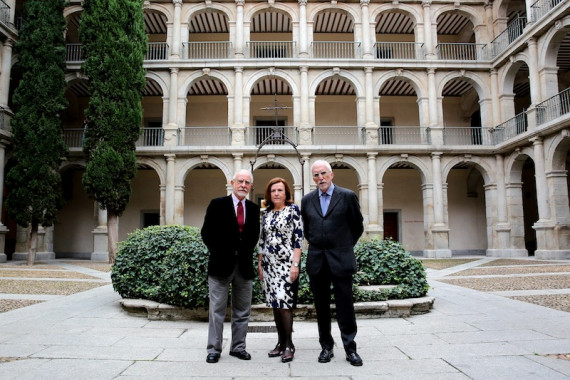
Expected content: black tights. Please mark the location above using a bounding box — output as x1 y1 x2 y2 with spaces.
273 308 294 349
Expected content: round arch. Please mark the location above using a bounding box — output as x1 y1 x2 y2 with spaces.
500 55 530 94
375 70 427 98
176 157 233 187
437 71 489 100
315 155 366 185
145 71 168 97
377 156 430 184
244 69 300 97
441 157 494 185
143 3 173 22
538 15 570 68
63 5 82 19
310 69 364 97
370 4 422 26
245 3 298 22
179 70 233 99
137 158 166 186
251 156 302 185
505 147 535 183
546 132 570 172
308 3 360 24
432 5 484 30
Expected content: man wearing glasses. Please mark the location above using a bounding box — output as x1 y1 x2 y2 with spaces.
301 160 364 366
201 169 260 363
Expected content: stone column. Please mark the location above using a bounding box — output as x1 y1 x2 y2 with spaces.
164 68 179 146
366 153 381 235
425 153 451 257
360 0 372 58
0 39 14 107
364 67 378 145
298 66 312 145
377 182 384 237
490 69 501 124
506 181 527 255
527 38 541 105
231 67 245 145
171 0 182 57
165 154 176 224
298 0 308 57
302 154 311 195
539 67 559 100
235 0 245 57
422 1 434 59
427 68 443 145
174 185 185 225
0 142 6 262
91 206 109 262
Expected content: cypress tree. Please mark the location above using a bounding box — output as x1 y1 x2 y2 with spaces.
80 0 147 263
5 0 69 266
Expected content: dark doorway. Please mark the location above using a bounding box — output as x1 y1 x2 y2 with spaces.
383 211 399 241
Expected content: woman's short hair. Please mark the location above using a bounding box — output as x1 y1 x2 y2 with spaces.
264 177 293 209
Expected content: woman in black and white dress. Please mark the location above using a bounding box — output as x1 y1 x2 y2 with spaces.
258 177 303 363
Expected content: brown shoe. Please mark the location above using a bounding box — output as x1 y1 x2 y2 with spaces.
281 346 295 363
268 344 284 358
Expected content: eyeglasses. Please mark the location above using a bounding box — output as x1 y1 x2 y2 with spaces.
312 171 330 178
236 179 252 186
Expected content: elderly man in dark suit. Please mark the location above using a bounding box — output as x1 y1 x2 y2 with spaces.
301 160 364 367
201 169 260 364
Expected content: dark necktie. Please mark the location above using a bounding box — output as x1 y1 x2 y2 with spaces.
237 201 244 233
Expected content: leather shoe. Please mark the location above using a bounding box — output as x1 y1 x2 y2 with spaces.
346 352 363 366
229 350 251 360
206 353 220 363
318 348 334 363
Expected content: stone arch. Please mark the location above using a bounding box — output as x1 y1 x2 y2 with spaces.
432 5 484 31
244 69 299 98
377 156 429 184
539 15 570 69
375 70 427 99
309 3 360 24
500 55 530 95
145 71 168 97
441 157 494 185
144 2 173 22
438 71 489 100
246 2 298 22
179 70 233 98
310 69 364 97
370 4 422 26
137 158 166 186
315 155 366 185
176 157 233 187
60 160 87 172
184 3 233 24
251 156 302 186
63 5 82 19
505 146 535 182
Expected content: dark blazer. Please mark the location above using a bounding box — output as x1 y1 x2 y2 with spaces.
301 185 364 277
201 195 260 280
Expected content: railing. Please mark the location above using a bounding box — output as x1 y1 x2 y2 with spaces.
311 42 361 59
436 43 488 61
246 41 296 59
0 0 9 26
531 0 564 23
489 112 527 144
178 126 230 146
136 128 164 146
491 16 527 58
536 87 570 125
66 44 84 62
443 126 492 145
247 126 297 145
374 42 425 60
14 16 24 30
63 128 85 148
146 42 169 61
313 126 364 145
183 42 232 59
379 126 428 145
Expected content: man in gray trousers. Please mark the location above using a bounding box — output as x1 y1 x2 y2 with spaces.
201 169 260 363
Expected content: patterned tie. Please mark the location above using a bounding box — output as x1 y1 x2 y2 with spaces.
320 192 329 215
237 201 244 233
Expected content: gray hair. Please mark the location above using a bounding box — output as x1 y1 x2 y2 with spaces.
232 169 254 183
311 160 332 173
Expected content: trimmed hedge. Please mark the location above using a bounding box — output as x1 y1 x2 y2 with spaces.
112 226 429 309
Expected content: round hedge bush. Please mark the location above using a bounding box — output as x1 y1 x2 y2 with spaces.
111 225 209 309
112 226 429 308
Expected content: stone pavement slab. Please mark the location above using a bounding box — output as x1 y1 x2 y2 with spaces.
0 273 568 379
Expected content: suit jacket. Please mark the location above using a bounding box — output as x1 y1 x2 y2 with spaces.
301 185 364 277
201 195 260 280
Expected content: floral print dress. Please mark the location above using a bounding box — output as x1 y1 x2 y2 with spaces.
259 203 304 309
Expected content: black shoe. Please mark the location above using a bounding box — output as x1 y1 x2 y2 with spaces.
318 348 334 363
229 350 252 360
346 352 363 366
206 353 220 363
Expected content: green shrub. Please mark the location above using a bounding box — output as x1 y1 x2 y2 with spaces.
354 238 429 300
112 226 428 309
111 225 209 308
